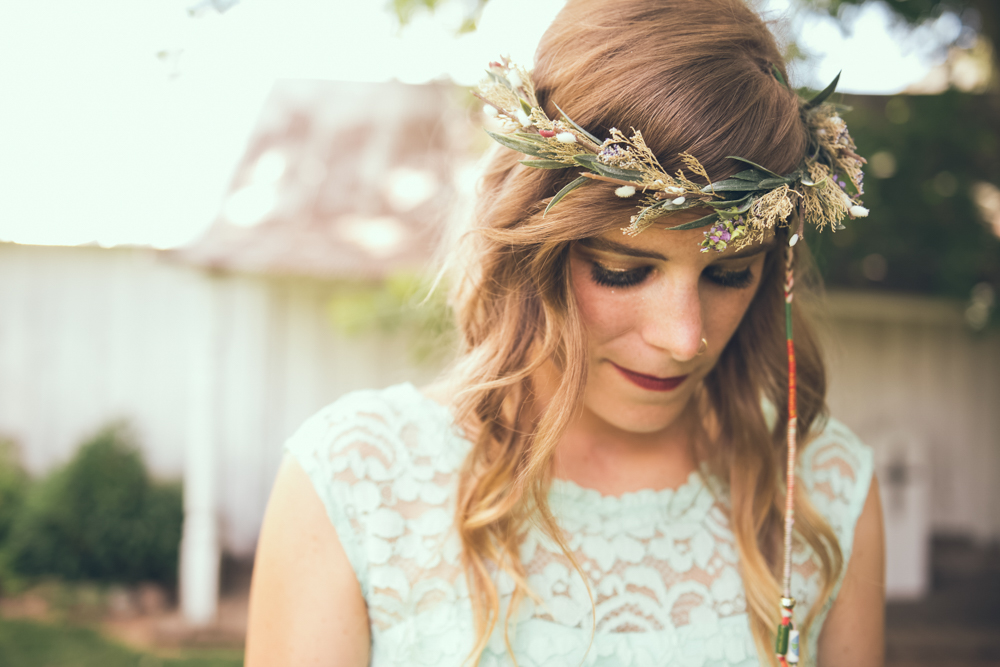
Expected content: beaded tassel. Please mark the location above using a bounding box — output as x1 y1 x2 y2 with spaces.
776 239 799 666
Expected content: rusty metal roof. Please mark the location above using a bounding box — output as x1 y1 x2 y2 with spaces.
172 79 473 280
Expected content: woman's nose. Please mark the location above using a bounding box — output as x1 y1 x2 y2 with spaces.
640 279 704 361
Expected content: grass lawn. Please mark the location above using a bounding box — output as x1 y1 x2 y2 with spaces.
0 617 243 667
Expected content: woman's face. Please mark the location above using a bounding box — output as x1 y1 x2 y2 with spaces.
569 213 775 435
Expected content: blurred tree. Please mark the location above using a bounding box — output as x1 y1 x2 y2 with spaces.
781 1 1000 318
390 0 488 31
812 92 1000 306
389 0 997 79
327 272 457 364
800 0 998 72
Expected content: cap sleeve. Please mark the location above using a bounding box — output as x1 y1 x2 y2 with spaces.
284 389 399 598
283 383 468 629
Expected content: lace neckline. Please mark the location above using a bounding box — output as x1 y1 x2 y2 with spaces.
549 469 705 506
400 382 717 517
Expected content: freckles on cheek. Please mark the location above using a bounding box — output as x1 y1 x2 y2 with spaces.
571 261 635 341
706 261 767 341
704 298 749 344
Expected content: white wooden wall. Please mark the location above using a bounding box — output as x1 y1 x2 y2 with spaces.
824 291 1000 542
0 244 200 476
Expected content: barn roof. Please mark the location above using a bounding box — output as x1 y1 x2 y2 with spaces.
172 79 473 280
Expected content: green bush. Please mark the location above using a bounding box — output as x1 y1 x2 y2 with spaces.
0 439 30 589
2 424 183 586
0 438 28 545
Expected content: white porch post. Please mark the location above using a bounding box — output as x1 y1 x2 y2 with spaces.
180 272 221 625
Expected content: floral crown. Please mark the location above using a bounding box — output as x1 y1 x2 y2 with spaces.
474 58 869 252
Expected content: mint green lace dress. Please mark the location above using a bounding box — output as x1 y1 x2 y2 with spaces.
286 383 873 667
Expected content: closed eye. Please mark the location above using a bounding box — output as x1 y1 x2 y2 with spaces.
590 262 652 288
704 266 754 288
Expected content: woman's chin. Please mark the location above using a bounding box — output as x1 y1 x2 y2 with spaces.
583 393 692 435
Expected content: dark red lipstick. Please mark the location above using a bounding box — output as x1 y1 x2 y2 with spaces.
612 362 688 392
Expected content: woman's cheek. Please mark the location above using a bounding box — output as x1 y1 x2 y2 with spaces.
703 263 765 342
570 262 636 342
703 295 748 346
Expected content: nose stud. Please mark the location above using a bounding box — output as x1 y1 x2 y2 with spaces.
696 338 709 356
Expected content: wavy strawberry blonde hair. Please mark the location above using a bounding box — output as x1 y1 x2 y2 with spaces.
440 0 844 664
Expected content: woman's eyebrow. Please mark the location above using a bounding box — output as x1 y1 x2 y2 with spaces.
578 236 778 261
577 237 666 261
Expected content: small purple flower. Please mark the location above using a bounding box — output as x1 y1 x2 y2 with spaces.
700 216 747 252
598 145 629 164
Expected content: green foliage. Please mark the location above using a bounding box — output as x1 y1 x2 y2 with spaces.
390 0 438 25
0 439 28 546
327 272 456 364
2 425 183 586
390 0 487 32
810 91 1000 306
810 0 963 26
0 616 242 667
0 439 30 591
800 0 995 37
794 0 999 74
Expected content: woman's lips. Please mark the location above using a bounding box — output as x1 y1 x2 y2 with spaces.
611 362 688 392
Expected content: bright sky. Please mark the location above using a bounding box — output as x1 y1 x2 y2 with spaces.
0 0 963 248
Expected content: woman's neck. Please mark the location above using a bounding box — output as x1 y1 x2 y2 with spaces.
551 389 700 497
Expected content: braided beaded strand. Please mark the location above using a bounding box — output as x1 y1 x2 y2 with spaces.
775 239 800 666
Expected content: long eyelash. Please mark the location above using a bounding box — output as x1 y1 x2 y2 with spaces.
705 267 754 289
590 262 652 288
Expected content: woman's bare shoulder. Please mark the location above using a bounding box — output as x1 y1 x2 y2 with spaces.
245 456 370 667
817 474 886 667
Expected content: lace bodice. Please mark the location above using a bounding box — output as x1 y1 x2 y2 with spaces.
287 383 873 667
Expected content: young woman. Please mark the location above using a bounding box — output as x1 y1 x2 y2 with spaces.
245 0 885 665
